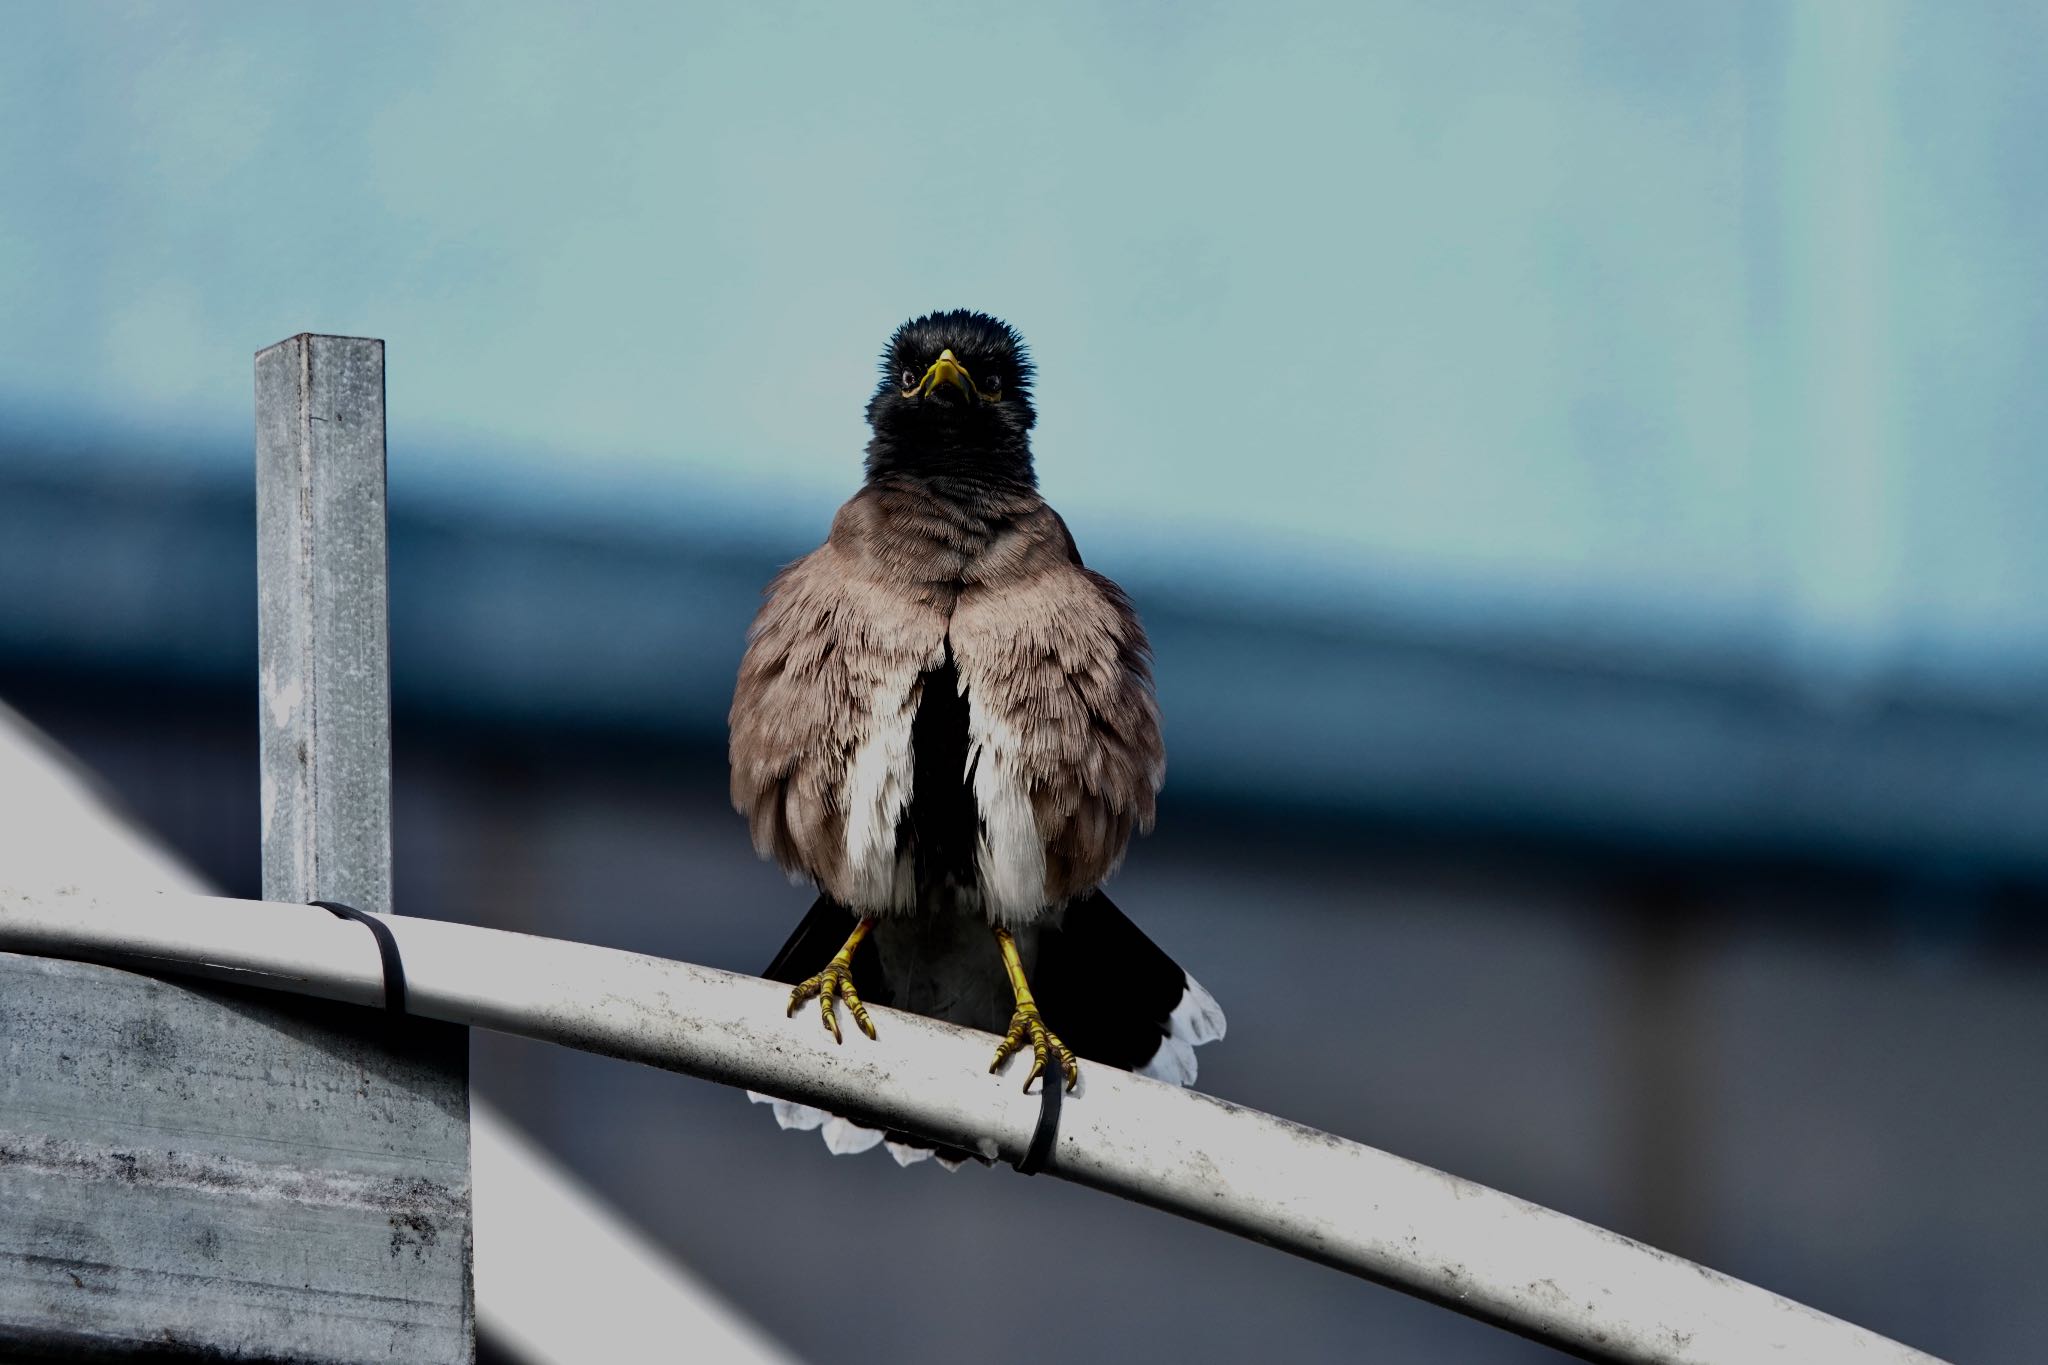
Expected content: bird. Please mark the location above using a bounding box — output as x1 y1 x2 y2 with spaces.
729 309 1224 1166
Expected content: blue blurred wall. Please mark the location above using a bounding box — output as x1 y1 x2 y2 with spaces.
3 1 2046 688
4 13 2046 1361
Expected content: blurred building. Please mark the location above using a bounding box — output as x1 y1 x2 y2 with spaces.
5 4 2046 1360
2 429 2040 1364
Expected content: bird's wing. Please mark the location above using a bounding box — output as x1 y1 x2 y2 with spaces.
949 509 1165 908
728 514 948 904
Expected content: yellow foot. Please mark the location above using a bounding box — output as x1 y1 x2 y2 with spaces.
990 1002 1079 1093
786 956 876 1044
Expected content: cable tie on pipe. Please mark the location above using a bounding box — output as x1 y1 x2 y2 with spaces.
1013 1069 1062 1176
311 900 407 1016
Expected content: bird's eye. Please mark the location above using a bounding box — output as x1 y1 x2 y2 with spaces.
899 368 918 391
984 373 1001 393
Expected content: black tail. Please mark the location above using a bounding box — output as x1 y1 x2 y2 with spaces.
1037 888 1223 1082
762 889 1220 1081
753 889 1224 1165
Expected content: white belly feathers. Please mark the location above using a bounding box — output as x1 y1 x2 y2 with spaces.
963 689 1047 925
838 657 1048 925
838 661 922 915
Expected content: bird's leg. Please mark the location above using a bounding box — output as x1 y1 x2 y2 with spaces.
786 917 878 1044
989 927 1079 1092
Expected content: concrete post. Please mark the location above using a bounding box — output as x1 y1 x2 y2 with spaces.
0 337 475 1362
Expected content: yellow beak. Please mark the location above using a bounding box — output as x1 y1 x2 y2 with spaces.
916 348 979 401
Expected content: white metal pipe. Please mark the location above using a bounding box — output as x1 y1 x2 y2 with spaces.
0 880 1946 1365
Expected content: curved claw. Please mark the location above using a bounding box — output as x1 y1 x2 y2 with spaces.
990 1003 1079 1093
786 959 876 1044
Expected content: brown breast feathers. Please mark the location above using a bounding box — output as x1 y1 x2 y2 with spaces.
728 481 1164 919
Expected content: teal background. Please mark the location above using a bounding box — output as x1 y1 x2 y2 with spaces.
6 1 2046 684
4 7 2044 1363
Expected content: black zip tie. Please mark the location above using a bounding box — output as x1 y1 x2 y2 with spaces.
311 900 407 1017
1013 1069 1063 1176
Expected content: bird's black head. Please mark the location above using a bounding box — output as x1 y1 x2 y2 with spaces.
864 309 1036 487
